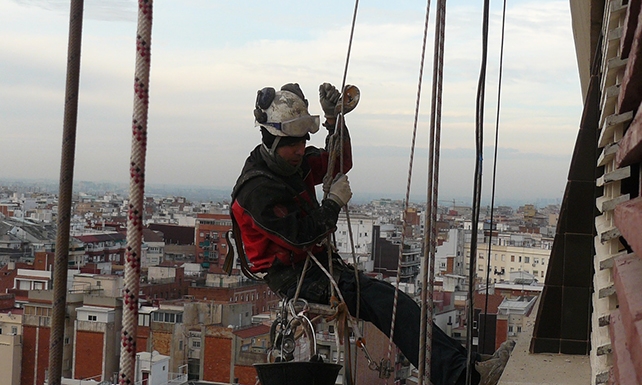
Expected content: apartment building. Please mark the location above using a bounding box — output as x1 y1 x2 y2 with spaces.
0 295 21 385
73 296 122 381
194 213 232 267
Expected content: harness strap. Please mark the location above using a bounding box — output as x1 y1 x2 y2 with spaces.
223 216 264 281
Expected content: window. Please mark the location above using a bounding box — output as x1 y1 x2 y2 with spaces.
525 257 530 263
179 341 184 350
501 255 505 261
511 255 515 262
64 336 70 344
518 256 522 263
508 326 513 333
153 311 182 324
534 258 539 264
192 340 201 348
517 326 522 333
88 315 97 321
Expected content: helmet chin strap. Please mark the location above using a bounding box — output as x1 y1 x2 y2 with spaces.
263 136 282 156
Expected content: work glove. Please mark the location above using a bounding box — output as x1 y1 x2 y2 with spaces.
327 173 352 207
319 83 341 119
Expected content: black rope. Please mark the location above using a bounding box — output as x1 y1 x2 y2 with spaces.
466 0 491 383
482 0 508 353
49 2 84 384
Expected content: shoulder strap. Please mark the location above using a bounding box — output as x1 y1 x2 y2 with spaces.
223 169 277 280
223 215 264 281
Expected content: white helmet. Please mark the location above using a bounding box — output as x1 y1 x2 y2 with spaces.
254 86 320 138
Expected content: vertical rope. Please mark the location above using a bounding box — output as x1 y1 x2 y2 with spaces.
49 2 84 384
466 0 491 383
119 1 153 384
482 0 508 352
319 2 360 382
420 0 447 383
389 1 432 382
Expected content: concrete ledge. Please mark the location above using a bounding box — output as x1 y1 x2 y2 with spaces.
500 320 590 385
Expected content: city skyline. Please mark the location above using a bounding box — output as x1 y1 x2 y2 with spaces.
1 0 582 205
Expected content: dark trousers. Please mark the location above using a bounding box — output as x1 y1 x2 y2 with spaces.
267 256 479 385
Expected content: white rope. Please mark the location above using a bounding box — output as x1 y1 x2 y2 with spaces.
119 1 153 384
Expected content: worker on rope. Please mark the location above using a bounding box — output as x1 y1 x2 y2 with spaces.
229 82 514 385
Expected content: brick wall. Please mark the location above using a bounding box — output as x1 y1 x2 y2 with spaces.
235 364 259 385
21 325 50 385
151 330 173 356
203 333 232 383
136 325 150 353
74 330 104 380
0 293 15 310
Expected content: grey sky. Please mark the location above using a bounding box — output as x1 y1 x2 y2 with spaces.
0 0 582 205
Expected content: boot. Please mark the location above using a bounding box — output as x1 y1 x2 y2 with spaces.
475 340 516 385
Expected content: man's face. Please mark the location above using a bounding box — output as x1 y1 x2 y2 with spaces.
276 139 306 167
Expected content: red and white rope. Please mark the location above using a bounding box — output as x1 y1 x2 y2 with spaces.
119 1 153 384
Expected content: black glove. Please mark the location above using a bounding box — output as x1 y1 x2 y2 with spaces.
319 83 341 119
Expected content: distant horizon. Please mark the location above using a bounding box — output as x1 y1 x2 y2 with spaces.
0 177 562 209
2 1 580 209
